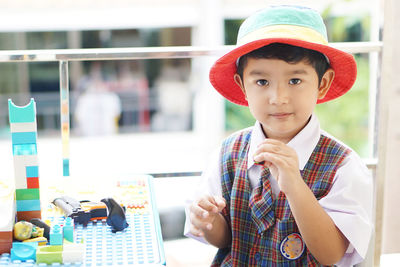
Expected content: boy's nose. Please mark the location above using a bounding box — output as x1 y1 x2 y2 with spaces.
268 85 289 105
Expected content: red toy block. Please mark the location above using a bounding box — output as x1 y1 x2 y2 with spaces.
17 210 41 221
0 232 13 254
0 231 12 241
0 242 12 254
27 177 39 189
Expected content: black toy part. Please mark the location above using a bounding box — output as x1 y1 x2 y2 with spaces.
101 198 129 233
30 218 51 240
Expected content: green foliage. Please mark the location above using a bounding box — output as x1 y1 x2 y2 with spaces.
225 101 255 133
224 20 243 45
316 55 370 157
224 19 255 133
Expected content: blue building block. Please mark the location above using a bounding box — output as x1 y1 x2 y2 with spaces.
10 242 38 262
11 132 37 145
50 225 63 246
63 159 70 176
8 99 36 123
63 217 74 243
26 166 39 178
16 199 41 212
12 144 37 156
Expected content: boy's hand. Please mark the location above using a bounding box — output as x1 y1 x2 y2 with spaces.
189 195 226 237
253 139 303 195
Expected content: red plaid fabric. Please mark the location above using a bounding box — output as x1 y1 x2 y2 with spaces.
211 128 350 266
249 168 275 233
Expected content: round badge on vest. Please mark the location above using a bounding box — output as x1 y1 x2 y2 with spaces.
280 233 305 260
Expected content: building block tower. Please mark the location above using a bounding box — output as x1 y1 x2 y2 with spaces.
8 98 42 221
0 181 15 254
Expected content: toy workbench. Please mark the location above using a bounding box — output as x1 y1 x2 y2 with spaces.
0 175 166 266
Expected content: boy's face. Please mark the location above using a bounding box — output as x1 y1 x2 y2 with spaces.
234 57 334 143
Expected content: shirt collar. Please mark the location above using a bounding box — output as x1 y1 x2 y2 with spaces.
247 114 321 170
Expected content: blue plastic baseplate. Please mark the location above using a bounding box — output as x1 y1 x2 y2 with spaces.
0 175 165 266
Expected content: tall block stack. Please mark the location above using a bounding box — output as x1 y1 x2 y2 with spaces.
0 182 15 254
8 98 41 221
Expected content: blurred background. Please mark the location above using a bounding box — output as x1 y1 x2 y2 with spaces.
0 0 390 266
0 0 377 157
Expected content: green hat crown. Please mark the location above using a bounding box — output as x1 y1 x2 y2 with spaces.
237 5 328 42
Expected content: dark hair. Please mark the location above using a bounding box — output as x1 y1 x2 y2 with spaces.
236 43 330 84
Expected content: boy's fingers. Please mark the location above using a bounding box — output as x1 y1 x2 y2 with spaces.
256 140 298 159
197 196 219 213
190 224 204 237
256 143 291 157
254 145 295 164
254 152 289 169
190 211 213 231
214 196 226 211
190 202 210 218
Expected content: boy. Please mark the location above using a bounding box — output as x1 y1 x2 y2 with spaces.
185 5 372 267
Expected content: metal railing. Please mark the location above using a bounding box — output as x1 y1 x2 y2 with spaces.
0 42 383 62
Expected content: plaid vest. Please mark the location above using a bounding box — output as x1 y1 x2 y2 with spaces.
211 128 351 267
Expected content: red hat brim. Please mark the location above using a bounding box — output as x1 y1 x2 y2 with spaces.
209 38 357 106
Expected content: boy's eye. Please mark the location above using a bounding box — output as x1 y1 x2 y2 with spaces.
256 79 269 86
289 78 301 85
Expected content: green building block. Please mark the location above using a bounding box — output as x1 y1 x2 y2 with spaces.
36 245 63 265
15 189 40 200
8 99 36 123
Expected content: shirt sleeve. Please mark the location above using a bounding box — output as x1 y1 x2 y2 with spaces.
318 151 374 266
183 148 222 243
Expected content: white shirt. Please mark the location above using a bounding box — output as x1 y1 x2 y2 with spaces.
184 114 373 266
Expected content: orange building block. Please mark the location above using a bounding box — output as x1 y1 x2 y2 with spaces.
17 210 41 221
0 231 12 254
27 177 39 189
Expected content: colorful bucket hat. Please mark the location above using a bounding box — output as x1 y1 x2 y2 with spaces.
209 5 357 106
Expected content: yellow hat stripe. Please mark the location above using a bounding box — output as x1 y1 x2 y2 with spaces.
237 24 328 46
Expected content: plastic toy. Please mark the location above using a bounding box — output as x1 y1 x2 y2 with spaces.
53 195 91 224
53 195 125 225
63 217 74 242
60 78 70 177
13 221 44 241
8 98 41 222
22 236 47 246
10 242 38 262
101 197 129 233
36 245 63 264
30 218 50 240
62 240 84 263
0 174 165 266
77 214 164 266
49 225 63 246
0 181 15 254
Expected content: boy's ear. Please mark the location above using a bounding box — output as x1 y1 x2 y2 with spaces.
234 74 247 99
318 68 335 99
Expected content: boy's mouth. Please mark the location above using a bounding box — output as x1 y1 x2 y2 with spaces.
269 112 292 119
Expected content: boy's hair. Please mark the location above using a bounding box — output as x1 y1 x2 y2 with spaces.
236 43 330 84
